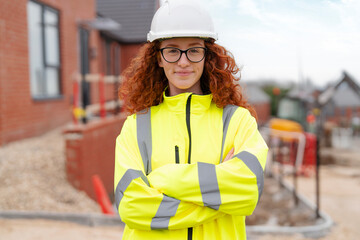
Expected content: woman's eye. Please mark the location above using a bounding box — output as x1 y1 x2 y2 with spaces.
189 49 200 54
168 49 178 54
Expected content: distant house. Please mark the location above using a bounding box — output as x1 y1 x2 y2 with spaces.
276 82 318 129
242 83 271 126
318 71 360 126
0 0 157 146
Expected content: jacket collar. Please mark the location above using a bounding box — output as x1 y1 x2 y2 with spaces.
162 91 213 113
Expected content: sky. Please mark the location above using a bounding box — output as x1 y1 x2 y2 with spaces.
160 0 360 88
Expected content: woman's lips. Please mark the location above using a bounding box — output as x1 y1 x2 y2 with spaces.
176 71 192 76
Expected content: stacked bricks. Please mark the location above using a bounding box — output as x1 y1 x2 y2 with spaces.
64 115 126 200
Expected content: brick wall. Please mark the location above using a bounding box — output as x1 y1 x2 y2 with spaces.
0 17 5 144
329 106 360 126
253 102 271 126
64 115 126 200
121 43 144 71
0 0 97 145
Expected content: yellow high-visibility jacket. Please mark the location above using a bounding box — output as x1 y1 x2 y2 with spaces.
114 92 268 240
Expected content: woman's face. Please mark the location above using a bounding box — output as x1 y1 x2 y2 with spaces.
159 38 205 96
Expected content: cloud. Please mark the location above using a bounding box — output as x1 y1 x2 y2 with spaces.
161 0 360 86
206 0 233 8
325 0 360 31
237 0 263 20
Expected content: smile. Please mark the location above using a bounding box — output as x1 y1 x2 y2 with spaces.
176 71 193 76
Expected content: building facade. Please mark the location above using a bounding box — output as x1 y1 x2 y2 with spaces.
318 72 360 126
0 0 157 145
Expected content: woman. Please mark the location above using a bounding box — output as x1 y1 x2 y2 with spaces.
114 1 268 239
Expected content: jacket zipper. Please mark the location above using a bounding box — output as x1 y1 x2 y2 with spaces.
186 95 192 164
175 145 179 164
186 94 193 240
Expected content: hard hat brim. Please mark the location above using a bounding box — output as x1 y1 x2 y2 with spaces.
147 31 218 42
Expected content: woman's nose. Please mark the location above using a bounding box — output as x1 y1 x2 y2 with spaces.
177 52 190 67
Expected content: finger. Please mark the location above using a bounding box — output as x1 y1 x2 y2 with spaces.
224 148 235 162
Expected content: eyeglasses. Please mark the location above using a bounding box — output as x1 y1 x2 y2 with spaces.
159 47 207 63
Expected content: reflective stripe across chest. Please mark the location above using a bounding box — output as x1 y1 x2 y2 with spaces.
136 105 238 175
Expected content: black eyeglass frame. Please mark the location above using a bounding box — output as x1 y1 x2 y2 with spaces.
159 47 207 63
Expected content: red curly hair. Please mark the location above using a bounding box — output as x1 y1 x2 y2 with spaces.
119 39 256 119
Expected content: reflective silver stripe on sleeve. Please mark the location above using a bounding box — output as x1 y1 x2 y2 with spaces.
198 162 221 210
234 151 264 200
151 195 181 230
136 109 152 175
115 169 149 210
219 105 238 163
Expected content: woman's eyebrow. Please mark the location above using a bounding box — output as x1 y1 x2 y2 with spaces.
188 42 204 47
162 44 179 48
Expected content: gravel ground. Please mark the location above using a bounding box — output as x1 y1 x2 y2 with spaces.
254 164 360 240
246 176 320 227
0 126 101 213
1 128 360 240
0 219 124 240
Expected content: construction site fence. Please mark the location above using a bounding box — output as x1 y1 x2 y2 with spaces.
260 127 321 218
72 73 123 124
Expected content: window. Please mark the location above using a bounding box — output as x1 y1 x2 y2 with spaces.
105 39 112 75
27 1 60 99
102 37 121 76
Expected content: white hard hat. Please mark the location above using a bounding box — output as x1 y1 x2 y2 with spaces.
147 0 218 42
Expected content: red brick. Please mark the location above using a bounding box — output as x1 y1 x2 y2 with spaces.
0 0 96 145
63 115 126 200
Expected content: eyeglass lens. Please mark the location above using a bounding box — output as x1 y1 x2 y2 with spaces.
161 47 206 63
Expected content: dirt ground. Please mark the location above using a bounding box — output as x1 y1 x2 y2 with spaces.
0 127 101 213
1 165 359 240
0 219 124 240
1 128 360 239
255 164 360 240
246 176 319 227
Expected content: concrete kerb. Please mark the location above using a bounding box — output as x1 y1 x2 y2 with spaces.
0 210 124 227
247 177 334 238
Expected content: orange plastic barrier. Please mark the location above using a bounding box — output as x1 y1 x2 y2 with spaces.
92 174 115 215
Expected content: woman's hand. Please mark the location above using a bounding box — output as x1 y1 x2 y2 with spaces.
223 148 234 162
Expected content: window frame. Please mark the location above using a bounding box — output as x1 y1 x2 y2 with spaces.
28 0 62 100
